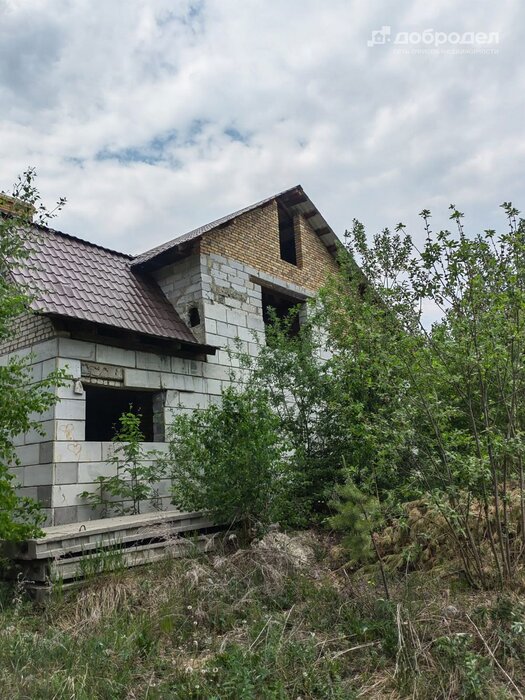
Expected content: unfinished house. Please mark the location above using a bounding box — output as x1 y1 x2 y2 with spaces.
1 185 340 527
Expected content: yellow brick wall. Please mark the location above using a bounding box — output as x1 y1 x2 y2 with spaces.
0 313 56 355
199 200 339 292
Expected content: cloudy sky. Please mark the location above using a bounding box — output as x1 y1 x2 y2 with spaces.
0 0 523 254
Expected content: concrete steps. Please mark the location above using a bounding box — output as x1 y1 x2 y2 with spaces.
3 510 219 599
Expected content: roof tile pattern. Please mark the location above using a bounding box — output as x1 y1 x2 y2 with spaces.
13 227 198 345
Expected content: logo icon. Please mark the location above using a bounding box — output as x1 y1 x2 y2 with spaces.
367 26 391 47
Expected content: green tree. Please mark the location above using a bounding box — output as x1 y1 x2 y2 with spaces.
325 204 525 588
167 386 290 537
0 169 66 540
80 409 166 516
235 308 336 523
329 469 390 599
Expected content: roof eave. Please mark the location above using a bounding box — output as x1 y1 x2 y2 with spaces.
43 311 218 356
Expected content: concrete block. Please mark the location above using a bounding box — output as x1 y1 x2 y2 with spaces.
53 505 78 526
204 304 227 322
54 441 102 463
39 441 54 464
140 442 169 453
41 509 53 527
205 378 222 395
178 392 209 410
216 322 238 339
164 390 179 408
160 373 204 393
124 368 161 389
16 443 40 467
247 287 262 300
101 442 116 461
208 349 238 367
32 339 58 362
227 298 242 309
8 466 24 486
58 338 96 360
96 344 136 368
37 485 52 508
54 398 86 421
12 432 25 447
206 319 217 335
42 358 57 378
24 464 53 487
55 420 85 442
226 308 248 327
34 405 55 422
136 351 171 372
55 462 79 485
56 379 86 400
53 484 86 507
56 358 81 376
78 461 117 483
202 363 232 381
248 342 261 357
14 485 38 501
247 315 265 331
236 326 257 342
29 362 43 383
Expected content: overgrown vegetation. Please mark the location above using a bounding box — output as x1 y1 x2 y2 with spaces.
168 386 291 536
1 532 524 699
5 195 525 695
0 170 66 540
322 203 525 589
165 202 525 593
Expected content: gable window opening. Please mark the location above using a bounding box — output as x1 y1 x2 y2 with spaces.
261 287 304 340
278 205 297 266
85 385 162 442
188 306 201 327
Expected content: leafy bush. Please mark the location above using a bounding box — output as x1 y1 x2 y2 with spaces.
166 386 291 535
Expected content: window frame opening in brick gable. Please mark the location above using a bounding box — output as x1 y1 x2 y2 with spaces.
84 385 164 442
188 306 201 327
261 287 305 339
277 204 298 266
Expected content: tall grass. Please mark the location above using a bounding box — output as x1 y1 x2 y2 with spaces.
0 531 524 699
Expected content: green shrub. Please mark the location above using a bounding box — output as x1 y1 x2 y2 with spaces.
166 386 292 536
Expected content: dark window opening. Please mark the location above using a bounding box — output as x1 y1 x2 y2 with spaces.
188 306 201 327
262 288 303 338
85 386 156 442
278 206 297 265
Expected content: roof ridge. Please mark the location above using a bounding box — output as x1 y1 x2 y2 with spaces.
32 222 133 260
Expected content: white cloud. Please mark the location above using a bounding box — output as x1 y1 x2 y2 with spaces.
0 0 524 254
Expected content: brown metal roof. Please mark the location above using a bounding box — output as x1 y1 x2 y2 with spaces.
132 184 340 270
14 226 201 347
